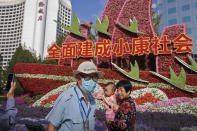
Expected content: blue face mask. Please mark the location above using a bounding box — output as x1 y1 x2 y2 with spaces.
81 78 97 94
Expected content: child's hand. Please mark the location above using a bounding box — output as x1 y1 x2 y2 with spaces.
105 118 112 126
113 104 119 112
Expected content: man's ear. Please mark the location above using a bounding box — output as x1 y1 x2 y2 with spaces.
77 78 82 87
75 74 81 80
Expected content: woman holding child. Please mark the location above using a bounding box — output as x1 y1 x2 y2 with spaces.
95 80 136 131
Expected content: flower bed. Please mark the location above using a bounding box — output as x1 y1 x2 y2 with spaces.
14 63 197 95
14 63 197 85
2 99 196 131
157 24 188 73
32 82 105 109
17 77 69 95
136 97 197 113
32 82 197 118
134 93 160 105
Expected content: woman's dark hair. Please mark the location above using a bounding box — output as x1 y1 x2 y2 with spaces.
116 80 132 92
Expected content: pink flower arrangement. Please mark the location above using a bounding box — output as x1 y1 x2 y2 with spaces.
136 97 197 111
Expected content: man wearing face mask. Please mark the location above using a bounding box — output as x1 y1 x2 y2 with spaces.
46 61 104 131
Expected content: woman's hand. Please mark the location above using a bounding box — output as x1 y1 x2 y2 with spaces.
7 82 16 99
105 118 112 127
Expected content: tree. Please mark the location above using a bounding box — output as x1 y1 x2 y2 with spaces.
89 30 97 43
5 44 37 76
0 53 4 86
56 31 68 47
4 44 40 95
152 11 161 36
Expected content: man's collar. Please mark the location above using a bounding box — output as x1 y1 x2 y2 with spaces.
75 86 95 103
75 86 84 100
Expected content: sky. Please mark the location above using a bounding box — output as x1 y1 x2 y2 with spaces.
70 0 106 25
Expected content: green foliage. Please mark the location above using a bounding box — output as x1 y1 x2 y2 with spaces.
150 67 194 93
0 96 7 101
54 12 85 38
116 17 143 34
175 55 197 73
152 11 161 36
89 30 97 44
24 96 32 103
85 16 111 36
41 58 58 65
56 32 68 47
0 53 4 86
169 67 186 88
32 94 43 101
6 44 37 75
2 44 58 96
4 44 38 95
111 61 149 83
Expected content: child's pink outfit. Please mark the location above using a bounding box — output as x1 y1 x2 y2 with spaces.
94 91 118 120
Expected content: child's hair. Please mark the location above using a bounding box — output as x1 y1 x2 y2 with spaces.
116 80 132 92
105 82 116 90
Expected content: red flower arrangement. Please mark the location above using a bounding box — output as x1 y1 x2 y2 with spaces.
97 0 125 43
17 77 70 95
14 63 197 96
40 94 60 105
132 87 194 99
134 92 160 105
158 24 189 73
159 88 194 99
14 64 197 86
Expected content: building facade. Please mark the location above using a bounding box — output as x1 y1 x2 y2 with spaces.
0 0 72 68
22 0 72 59
153 0 197 54
0 0 25 69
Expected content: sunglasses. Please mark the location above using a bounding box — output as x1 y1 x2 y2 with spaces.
80 74 99 82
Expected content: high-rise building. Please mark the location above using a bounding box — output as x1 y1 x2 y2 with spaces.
0 0 25 69
0 0 72 69
152 0 197 53
22 0 72 59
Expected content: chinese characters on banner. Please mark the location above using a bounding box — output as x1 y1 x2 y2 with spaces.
38 1 45 21
47 34 194 59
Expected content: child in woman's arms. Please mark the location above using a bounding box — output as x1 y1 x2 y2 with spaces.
94 82 119 121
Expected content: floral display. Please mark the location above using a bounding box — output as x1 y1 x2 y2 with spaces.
32 82 105 109
136 97 197 113
32 82 197 117
97 0 125 42
13 61 197 131
130 88 168 103
40 94 60 105
157 24 189 73
134 93 160 105
10 0 197 129
14 63 197 95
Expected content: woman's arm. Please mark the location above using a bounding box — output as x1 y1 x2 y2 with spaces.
107 101 136 130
